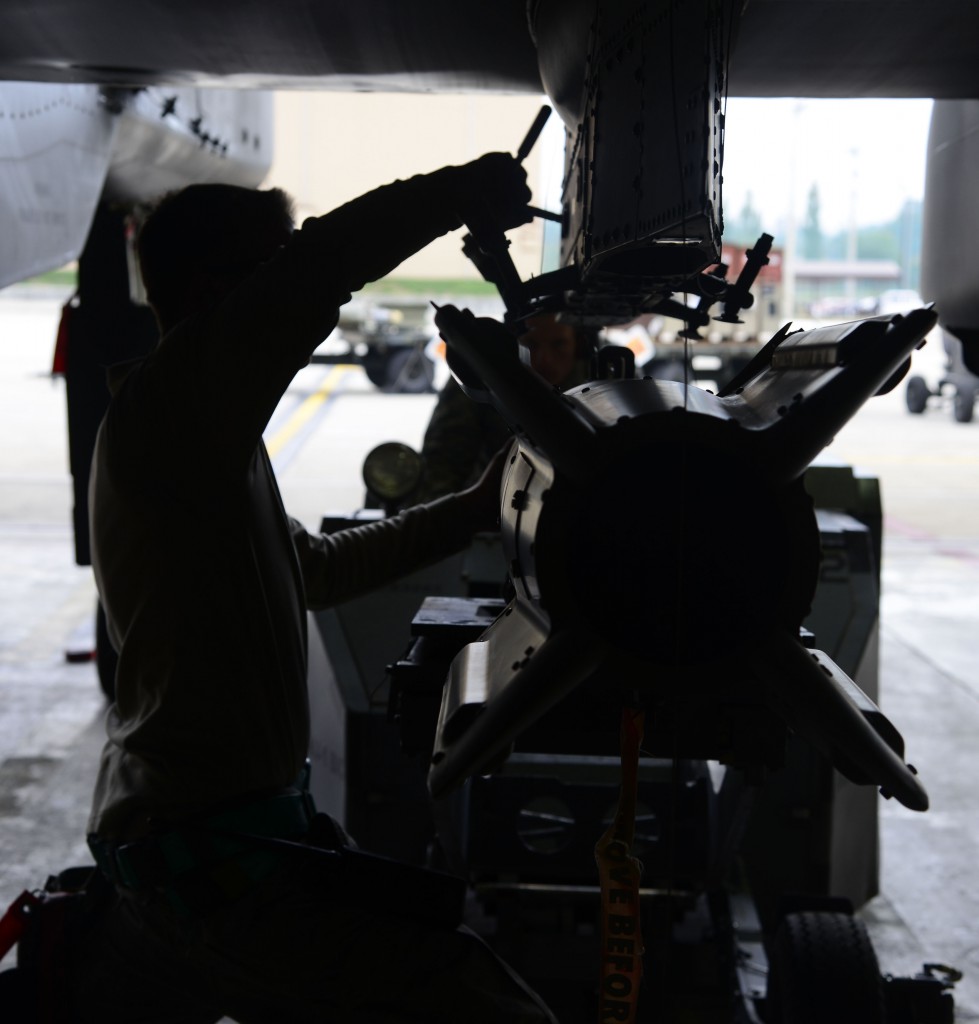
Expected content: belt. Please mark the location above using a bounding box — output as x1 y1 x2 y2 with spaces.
88 788 319 914
88 792 465 928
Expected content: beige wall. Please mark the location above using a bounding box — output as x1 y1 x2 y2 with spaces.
266 91 553 282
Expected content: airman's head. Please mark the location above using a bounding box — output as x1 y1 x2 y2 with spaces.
519 312 598 388
137 183 295 333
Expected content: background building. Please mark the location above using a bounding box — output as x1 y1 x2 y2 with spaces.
268 91 553 288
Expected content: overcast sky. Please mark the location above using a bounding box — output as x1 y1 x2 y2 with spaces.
721 97 935 237
536 97 934 245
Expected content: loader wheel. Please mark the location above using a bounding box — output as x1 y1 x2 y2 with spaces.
905 375 929 414
953 387 975 423
766 911 884 1024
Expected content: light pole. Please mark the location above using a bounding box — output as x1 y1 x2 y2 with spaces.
845 145 859 310
781 100 805 320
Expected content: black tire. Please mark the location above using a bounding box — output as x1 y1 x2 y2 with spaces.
953 387 975 423
361 351 390 389
905 375 929 414
362 347 435 393
381 347 435 393
766 912 884 1024
95 600 118 702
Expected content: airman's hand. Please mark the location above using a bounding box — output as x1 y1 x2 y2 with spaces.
454 152 532 235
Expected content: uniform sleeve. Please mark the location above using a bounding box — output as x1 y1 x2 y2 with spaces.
290 495 474 610
152 168 469 472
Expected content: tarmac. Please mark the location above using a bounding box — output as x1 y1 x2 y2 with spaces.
1 292 978 1019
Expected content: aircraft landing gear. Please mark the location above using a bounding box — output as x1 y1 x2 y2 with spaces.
905 375 930 414
905 325 978 423
904 374 976 423
953 385 975 423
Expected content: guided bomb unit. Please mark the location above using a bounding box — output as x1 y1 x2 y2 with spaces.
306 258 950 1023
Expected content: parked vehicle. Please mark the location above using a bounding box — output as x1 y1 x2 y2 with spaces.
311 297 438 393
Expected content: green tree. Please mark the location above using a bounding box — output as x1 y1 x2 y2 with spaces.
725 191 763 245
800 183 824 259
896 199 922 290
820 201 922 288
857 227 900 261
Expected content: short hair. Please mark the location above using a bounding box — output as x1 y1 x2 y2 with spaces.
136 184 295 326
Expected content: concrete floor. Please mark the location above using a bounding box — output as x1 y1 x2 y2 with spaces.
0 294 977 1019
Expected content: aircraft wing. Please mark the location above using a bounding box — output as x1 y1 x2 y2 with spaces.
0 0 976 99
730 0 979 99
0 85 272 290
0 1 541 92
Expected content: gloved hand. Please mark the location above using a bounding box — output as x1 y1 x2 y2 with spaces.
451 152 533 235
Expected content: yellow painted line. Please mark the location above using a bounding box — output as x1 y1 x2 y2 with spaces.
265 365 353 458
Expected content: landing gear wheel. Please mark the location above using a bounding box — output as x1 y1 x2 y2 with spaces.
766 912 885 1024
953 387 974 423
361 352 390 389
905 375 929 414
